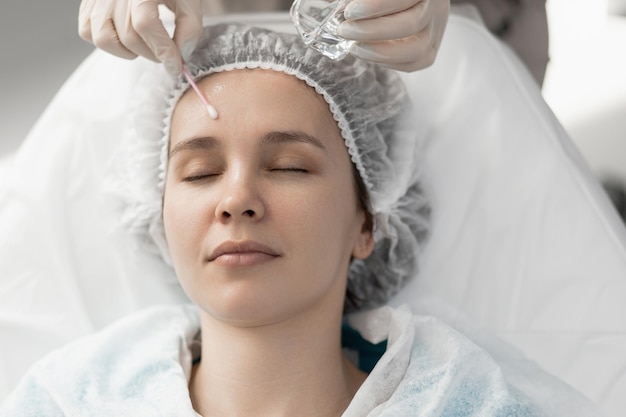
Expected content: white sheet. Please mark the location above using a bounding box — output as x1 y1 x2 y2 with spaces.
0 155 13 191
0 305 604 416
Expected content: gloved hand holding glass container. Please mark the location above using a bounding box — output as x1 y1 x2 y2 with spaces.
78 0 450 75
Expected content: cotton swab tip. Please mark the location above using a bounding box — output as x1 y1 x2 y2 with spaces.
206 104 219 120
182 66 219 120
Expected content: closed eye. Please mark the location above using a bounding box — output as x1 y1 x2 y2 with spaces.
272 167 309 173
183 173 218 182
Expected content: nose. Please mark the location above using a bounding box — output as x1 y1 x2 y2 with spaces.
214 171 265 222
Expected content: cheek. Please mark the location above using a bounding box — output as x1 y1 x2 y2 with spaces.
280 179 360 249
162 184 211 262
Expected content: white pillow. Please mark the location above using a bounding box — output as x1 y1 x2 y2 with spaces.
390 16 626 416
1 11 625 417
0 155 13 191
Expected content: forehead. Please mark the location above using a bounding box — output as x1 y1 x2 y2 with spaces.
174 69 330 119
170 69 340 147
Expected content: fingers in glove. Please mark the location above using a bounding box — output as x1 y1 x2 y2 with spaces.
78 0 96 43
338 1 429 41
89 0 138 60
131 0 182 75
349 30 437 72
112 0 159 61
166 0 203 61
344 0 422 20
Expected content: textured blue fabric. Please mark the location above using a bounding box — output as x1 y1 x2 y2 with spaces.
1 305 603 417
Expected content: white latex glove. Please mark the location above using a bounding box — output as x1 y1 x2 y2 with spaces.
78 0 204 76
337 0 450 72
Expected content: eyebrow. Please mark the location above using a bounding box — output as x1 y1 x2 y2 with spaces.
169 136 218 159
169 130 326 159
262 130 326 151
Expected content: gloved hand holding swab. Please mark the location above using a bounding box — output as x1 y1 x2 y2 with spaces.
182 66 219 119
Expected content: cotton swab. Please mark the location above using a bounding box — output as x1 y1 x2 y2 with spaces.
182 66 219 120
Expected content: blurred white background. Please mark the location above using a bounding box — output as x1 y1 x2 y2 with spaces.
0 0 625 185
543 0 626 186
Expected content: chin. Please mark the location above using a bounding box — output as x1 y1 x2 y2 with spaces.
200 286 298 327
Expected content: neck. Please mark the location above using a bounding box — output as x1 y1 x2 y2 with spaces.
189 308 366 417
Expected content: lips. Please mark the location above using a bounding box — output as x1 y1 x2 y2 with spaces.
207 240 281 266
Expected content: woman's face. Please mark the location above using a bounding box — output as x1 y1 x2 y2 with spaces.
163 69 373 326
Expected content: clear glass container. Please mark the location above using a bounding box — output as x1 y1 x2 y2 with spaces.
290 0 354 61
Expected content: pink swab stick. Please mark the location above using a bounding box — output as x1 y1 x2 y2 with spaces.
182 66 219 120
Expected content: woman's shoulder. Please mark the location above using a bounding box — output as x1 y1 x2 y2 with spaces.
36 304 201 367
0 304 200 416
345 305 603 417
